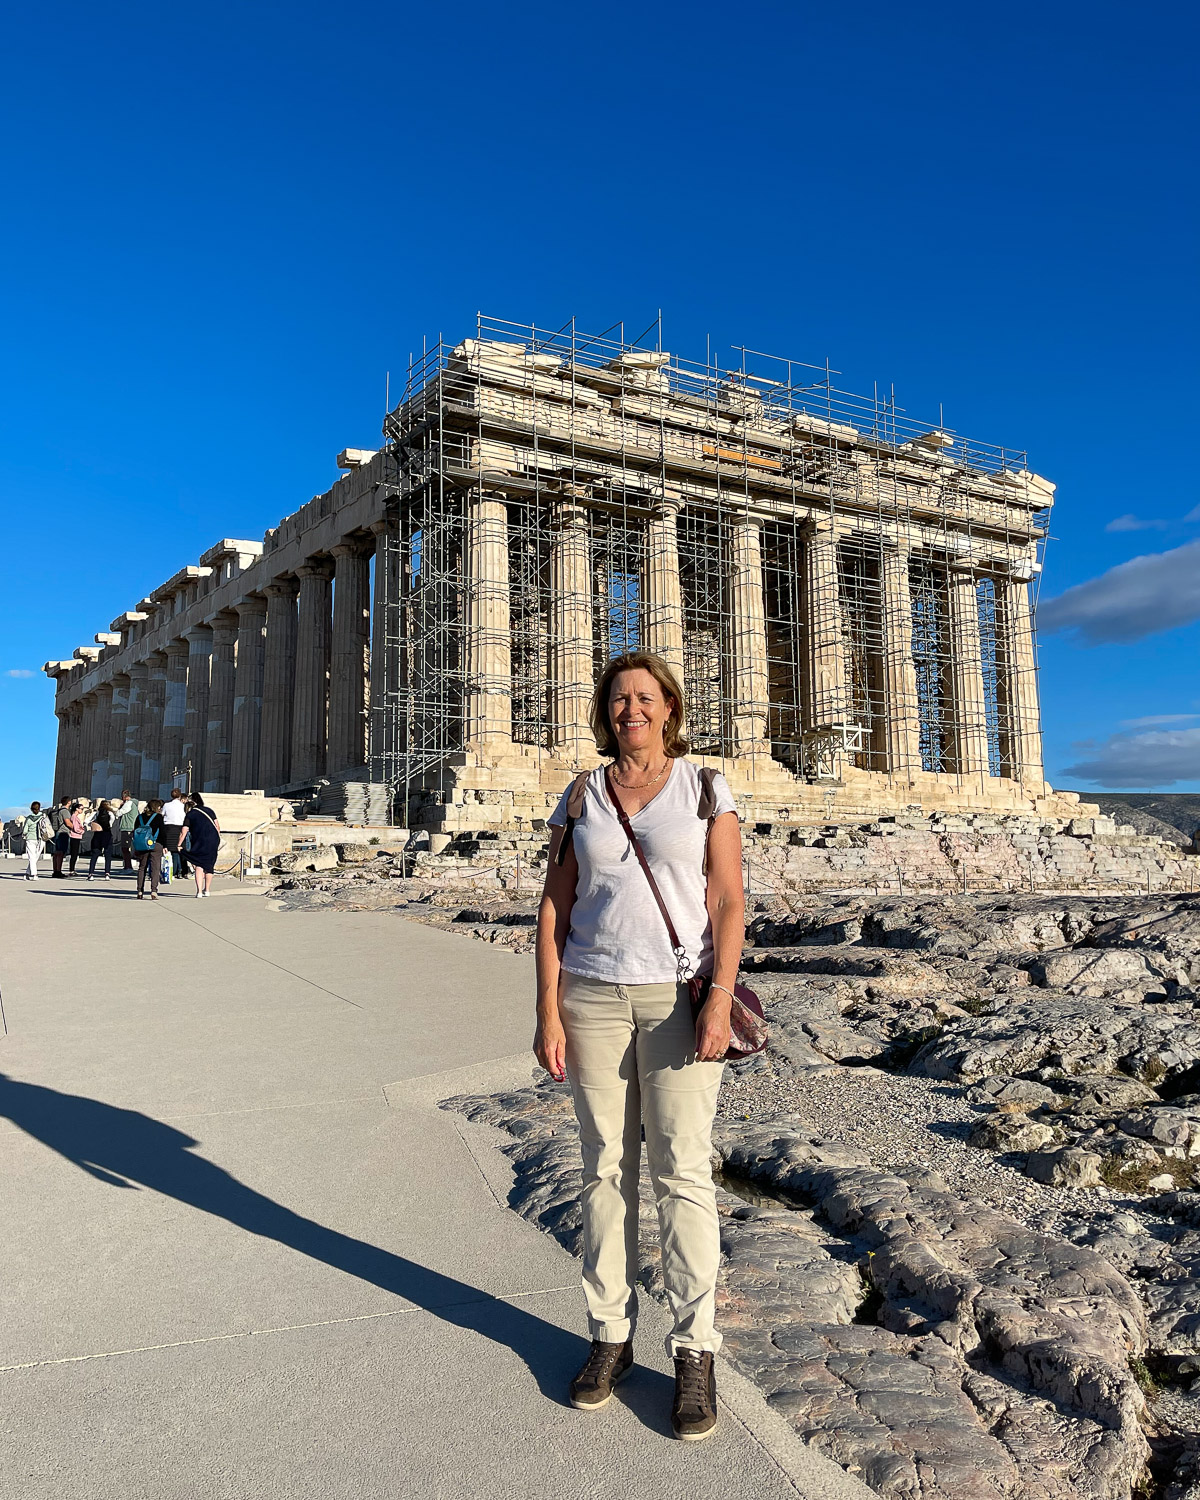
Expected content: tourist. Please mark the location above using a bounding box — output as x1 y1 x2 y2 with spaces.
49 796 71 877
133 799 165 900
533 651 742 1441
87 800 115 879
159 789 187 878
19 802 49 880
184 793 221 898
113 791 139 870
65 802 86 874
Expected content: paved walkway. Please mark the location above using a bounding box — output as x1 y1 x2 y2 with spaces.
0 860 870 1499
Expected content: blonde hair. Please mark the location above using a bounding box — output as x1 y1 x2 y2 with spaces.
589 651 689 759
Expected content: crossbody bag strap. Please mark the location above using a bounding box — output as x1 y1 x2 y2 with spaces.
602 768 686 961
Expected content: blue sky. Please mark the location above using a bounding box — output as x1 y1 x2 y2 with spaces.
3 0 1197 813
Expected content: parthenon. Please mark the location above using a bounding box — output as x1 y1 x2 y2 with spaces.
45 315 1081 830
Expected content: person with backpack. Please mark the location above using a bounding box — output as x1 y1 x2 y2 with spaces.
533 651 744 1442
19 802 53 880
183 793 221 898
49 796 71 877
132 799 166 900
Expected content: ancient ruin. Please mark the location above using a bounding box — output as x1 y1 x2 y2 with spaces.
46 315 1077 830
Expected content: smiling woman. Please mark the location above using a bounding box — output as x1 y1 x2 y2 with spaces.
533 649 744 1441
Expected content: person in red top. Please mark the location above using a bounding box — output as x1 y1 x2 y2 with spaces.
65 803 86 875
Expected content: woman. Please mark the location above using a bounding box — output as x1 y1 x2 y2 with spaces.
133 799 165 900
65 802 86 875
87 800 115 880
20 802 47 880
184 794 221 898
534 651 743 1442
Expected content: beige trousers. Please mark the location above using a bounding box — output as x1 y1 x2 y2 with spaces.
560 972 724 1357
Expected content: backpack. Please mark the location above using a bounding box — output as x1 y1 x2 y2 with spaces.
132 815 157 853
36 813 54 841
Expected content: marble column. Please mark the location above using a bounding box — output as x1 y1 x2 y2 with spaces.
642 499 684 674
728 512 769 753
70 702 86 796
803 523 848 725
141 653 167 799
946 568 991 778
328 542 371 776
550 500 594 759
204 614 238 793
107 675 130 798
160 639 190 795
369 516 404 783
124 663 149 796
182 626 213 792
230 597 267 791
290 562 333 782
53 710 69 802
260 582 298 791
90 686 113 799
465 494 513 747
881 544 922 777
998 574 1044 785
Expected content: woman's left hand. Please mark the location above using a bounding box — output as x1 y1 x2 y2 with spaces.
695 993 732 1062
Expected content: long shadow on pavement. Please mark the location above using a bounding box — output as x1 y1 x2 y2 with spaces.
0 1071 671 1423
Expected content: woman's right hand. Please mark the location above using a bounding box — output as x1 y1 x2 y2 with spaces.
534 1018 567 1082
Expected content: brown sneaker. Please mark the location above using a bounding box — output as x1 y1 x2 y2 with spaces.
672 1349 717 1440
569 1339 634 1410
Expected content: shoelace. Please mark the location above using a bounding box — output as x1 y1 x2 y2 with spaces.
582 1343 621 1382
675 1352 709 1407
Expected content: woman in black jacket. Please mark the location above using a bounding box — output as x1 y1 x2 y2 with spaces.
87 801 115 880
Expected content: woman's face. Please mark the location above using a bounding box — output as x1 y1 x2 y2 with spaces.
608 669 673 757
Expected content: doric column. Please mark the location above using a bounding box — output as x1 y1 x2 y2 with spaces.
643 499 684 673
89 686 113 798
465 493 513 748
76 697 94 798
230 597 267 791
290 562 333 782
369 515 404 784
140 653 167 799
182 626 213 792
107 675 130 798
160 639 190 795
728 512 769 753
53 710 69 802
260 581 298 791
946 568 991 777
803 522 848 727
68 702 86 796
328 542 371 775
999 574 1044 785
124 663 149 796
881 544 922 776
550 500 594 759
204 614 238 793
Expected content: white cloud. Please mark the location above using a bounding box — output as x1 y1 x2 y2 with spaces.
1060 726 1200 788
1187 504 1200 523
1037 538 1200 644
1119 714 1200 729
4 668 35 678
1105 513 1169 533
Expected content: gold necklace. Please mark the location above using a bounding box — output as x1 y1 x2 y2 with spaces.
611 759 670 790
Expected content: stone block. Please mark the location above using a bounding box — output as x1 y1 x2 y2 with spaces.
1025 1147 1103 1188
269 846 339 873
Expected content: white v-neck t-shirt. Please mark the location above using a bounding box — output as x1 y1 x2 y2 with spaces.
549 759 737 985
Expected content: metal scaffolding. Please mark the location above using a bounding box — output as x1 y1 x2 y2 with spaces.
371 314 1050 824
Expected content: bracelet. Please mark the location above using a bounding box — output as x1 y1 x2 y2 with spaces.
708 983 736 1003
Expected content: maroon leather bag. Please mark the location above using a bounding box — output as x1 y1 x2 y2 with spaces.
603 769 768 1061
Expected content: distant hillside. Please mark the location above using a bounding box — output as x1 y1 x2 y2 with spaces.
1061 792 1200 847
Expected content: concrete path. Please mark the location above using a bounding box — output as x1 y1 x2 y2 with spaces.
0 860 870 1500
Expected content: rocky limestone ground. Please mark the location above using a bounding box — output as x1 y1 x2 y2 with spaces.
273 855 1200 1498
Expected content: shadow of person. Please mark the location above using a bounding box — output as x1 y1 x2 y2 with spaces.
0 1070 672 1413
